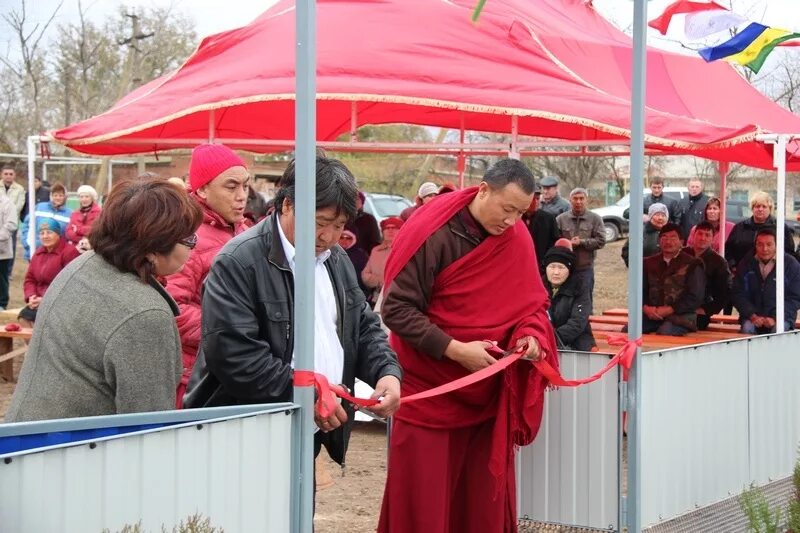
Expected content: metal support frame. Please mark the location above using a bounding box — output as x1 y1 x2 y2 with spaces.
626 1 649 532
291 0 317 531
718 161 729 259
208 109 216 143
509 116 520 159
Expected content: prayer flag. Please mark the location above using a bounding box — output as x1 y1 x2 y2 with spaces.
648 0 728 35
698 22 768 62
724 27 792 66
745 33 800 73
684 10 748 40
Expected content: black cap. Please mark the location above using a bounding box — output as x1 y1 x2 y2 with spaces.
540 176 559 187
543 245 576 273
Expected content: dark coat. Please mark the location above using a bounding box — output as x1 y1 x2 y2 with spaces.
621 221 661 267
545 275 596 352
540 195 570 217
684 246 731 317
524 209 559 271
348 210 381 254
184 214 402 464
676 193 709 240
642 251 706 331
725 216 797 270
730 253 800 326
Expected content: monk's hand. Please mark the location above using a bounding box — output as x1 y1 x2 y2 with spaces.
444 340 496 373
516 336 542 362
314 391 348 433
367 375 401 418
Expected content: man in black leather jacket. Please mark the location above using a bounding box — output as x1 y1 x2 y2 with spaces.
184 156 402 466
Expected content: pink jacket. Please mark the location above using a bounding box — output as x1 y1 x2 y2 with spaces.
166 195 248 403
66 203 102 244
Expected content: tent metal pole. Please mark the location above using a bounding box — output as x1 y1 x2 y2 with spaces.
208 109 216 143
775 135 787 333
718 161 729 259
26 136 38 259
292 0 317 531
458 118 466 189
108 159 114 194
509 116 519 159
626 0 649 532
350 102 358 142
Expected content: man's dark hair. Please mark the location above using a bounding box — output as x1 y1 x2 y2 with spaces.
659 222 681 239
649 176 664 186
482 159 535 195
1 164 14 172
273 156 358 220
755 228 776 243
694 221 715 234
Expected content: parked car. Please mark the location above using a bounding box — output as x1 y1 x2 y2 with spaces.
362 192 413 226
592 187 688 242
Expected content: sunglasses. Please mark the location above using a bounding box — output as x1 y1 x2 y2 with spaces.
179 233 198 249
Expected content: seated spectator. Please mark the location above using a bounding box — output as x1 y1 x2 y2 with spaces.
725 191 797 272
523 181 559 273
20 181 72 260
684 221 731 330
400 182 438 221
19 219 80 328
686 196 734 254
622 202 668 267
543 239 596 351
731 229 800 334
66 184 102 252
339 229 370 300
638 223 705 336
362 216 403 310
5 177 203 422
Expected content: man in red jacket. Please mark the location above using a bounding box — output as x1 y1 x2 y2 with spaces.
66 185 102 252
167 143 250 407
378 159 559 533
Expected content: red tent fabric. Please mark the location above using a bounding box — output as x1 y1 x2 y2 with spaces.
50 0 800 169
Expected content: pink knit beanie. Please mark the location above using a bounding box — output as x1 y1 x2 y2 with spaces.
189 144 246 190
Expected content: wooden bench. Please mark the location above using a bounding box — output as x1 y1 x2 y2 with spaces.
599 308 800 328
0 308 22 325
0 328 33 383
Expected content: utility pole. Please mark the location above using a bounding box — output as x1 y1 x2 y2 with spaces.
116 12 154 99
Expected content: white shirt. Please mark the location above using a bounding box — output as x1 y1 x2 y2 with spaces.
276 217 345 389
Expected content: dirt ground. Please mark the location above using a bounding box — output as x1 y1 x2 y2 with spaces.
0 241 631 532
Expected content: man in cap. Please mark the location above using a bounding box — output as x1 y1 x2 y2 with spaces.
167 143 251 407
556 187 606 305
378 159 558 533
400 181 439 221
20 182 72 260
66 184 102 252
539 175 570 216
522 180 559 273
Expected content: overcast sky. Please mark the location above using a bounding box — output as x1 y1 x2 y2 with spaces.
2 0 798 61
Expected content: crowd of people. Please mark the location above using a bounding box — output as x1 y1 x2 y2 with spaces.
2 148 799 532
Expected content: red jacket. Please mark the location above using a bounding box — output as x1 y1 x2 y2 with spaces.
166 195 248 403
66 203 102 244
24 239 81 301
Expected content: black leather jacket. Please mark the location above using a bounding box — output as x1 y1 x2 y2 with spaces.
184 214 402 463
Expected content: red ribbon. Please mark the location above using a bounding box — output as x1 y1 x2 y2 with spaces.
293 335 641 415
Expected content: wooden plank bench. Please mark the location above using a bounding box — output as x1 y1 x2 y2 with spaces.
0 328 33 383
0 308 23 325
599 308 800 329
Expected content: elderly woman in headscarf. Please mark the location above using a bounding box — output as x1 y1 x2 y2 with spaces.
621 202 669 267
543 239 596 352
362 216 404 310
19 218 81 327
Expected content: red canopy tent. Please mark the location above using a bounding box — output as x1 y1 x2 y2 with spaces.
50 0 800 169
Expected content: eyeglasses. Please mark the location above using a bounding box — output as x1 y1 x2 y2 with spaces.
179 233 198 249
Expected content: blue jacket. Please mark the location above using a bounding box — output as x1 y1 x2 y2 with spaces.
20 201 72 260
731 253 800 327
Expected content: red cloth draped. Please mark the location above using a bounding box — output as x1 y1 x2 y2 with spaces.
383 186 559 484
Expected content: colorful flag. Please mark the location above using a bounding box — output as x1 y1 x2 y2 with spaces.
724 27 792 66
745 33 800 73
684 10 748 40
648 0 728 35
698 23 768 61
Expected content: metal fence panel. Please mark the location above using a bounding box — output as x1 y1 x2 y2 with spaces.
747 331 800 485
517 351 619 530
0 405 294 533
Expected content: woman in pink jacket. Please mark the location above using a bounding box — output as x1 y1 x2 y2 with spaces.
686 197 735 254
166 144 250 407
361 216 403 311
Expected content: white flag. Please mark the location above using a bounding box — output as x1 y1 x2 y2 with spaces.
684 10 748 40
